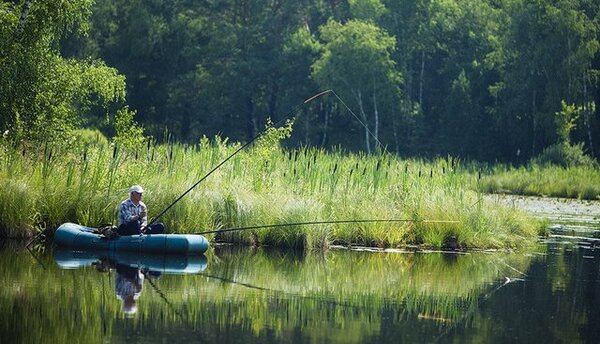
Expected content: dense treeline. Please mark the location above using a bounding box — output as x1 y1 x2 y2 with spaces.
2 0 600 162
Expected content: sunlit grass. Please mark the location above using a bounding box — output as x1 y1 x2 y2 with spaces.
478 164 600 200
0 139 541 249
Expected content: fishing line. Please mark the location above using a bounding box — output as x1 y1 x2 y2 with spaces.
148 90 333 226
196 219 459 235
330 90 386 151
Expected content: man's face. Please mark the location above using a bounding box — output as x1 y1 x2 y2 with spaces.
131 191 143 203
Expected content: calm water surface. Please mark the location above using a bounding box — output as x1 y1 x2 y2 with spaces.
1 197 599 343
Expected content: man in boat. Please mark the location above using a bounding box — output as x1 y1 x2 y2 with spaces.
117 185 165 235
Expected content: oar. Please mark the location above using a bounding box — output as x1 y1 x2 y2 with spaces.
147 90 332 227
196 218 459 235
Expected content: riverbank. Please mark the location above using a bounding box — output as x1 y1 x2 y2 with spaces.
0 140 542 249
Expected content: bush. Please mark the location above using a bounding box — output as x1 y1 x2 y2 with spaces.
531 143 596 168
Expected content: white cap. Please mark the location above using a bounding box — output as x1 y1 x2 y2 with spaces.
129 185 144 194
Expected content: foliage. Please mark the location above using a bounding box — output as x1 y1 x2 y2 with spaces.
555 100 583 145
0 1 126 145
112 106 146 150
311 18 402 152
36 0 599 162
531 142 596 168
253 118 294 161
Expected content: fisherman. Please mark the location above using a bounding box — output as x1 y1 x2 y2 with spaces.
117 185 165 235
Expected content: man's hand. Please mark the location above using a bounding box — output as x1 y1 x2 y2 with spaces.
139 211 147 218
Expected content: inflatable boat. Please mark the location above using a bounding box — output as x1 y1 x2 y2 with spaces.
54 222 209 255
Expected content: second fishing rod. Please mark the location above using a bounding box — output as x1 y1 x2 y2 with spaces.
147 90 333 227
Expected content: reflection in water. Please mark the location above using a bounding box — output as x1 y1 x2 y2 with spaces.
0 238 598 343
115 263 144 316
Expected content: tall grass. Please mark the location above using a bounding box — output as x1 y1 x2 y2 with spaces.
0 138 541 249
478 164 600 200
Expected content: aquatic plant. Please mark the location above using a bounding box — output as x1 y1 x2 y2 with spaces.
0 138 540 249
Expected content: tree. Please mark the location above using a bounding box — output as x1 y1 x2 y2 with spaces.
488 0 600 160
311 19 402 152
0 1 126 145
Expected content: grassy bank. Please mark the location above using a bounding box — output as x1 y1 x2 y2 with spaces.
0 138 542 249
478 165 600 200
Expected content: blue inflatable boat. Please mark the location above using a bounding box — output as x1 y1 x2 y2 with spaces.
54 222 209 255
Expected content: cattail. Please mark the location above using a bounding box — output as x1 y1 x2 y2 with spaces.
294 150 299 162
405 164 408 173
288 151 292 160
112 145 117 159
333 163 338 174
362 167 367 175
376 160 381 171
135 150 138 160
442 166 445 174
147 140 151 152
418 170 422 178
430 169 433 178
478 170 481 180
83 150 87 162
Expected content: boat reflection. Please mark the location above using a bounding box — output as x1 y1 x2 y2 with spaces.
53 248 208 274
54 248 208 316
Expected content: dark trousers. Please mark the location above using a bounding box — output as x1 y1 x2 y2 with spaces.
117 221 165 236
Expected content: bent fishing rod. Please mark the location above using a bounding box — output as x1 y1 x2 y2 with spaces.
148 90 332 227
196 218 459 235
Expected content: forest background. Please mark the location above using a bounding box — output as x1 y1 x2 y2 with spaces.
1 0 599 163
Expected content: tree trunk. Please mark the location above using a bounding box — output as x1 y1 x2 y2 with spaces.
356 90 371 153
419 50 425 107
16 0 32 35
583 71 595 157
392 106 399 154
372 82 379 151
320 104 329 147
246 96 257 140
531 89 537 157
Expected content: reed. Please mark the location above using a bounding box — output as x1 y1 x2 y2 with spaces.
478 164 600 200
0 138 541 249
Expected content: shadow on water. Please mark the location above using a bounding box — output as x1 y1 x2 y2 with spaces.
1 196 599 343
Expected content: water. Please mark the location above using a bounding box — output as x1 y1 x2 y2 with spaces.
1 196 599 343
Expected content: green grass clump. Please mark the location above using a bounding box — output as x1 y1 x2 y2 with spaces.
0 138 540 249
479 164 600 200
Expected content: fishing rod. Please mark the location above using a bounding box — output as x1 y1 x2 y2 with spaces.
147 90 332 227
196 218 459 235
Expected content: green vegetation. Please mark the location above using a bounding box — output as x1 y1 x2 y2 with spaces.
479 164 600 200
478 143 600 200
2 1 600 162
0 135 541 249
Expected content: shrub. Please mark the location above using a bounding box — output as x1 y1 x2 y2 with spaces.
531 143 596 168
